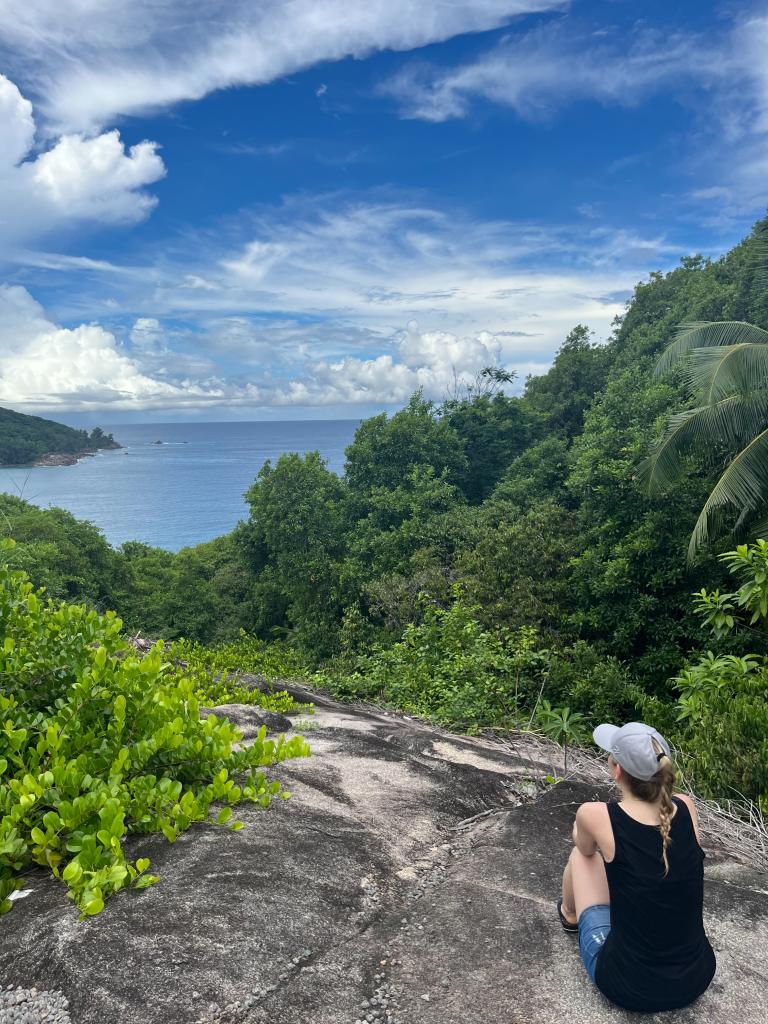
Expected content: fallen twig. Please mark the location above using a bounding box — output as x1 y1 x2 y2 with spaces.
448 806 520 831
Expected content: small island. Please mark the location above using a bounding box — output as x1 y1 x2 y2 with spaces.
0 406 122 468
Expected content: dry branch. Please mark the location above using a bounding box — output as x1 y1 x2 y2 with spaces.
482 728 768 871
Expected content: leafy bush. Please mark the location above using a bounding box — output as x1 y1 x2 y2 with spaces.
534 701 590 772
169 633 312 713
173 631 309 679
544 641 643 723
671 653 768 806
694 541 768 635
0 494 128 610
660 541 768 809
321 590 551 732
0 541 310 919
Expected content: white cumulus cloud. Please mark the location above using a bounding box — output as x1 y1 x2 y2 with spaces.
0 286 251 411
129 317 164 351
0 74 165 249
0 72 35 163
30 131 164 221
271 324 504 406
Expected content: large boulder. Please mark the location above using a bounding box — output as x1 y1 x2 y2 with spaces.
0 697 765 1024
203 704 294 737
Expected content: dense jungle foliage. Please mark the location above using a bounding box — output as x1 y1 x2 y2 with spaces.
2 218 768 811
0 405 117 466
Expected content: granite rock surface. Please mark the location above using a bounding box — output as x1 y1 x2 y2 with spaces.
0 690 765 1024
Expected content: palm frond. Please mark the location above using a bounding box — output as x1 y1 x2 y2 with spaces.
754 224 768 293
688 427 768 561
747 512 768 541
683 343 768 403
638 401 729 494
654 322 768 378
638 394 768 495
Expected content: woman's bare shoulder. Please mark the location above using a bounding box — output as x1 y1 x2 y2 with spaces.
673 792 698 814
673 792 704 841
576 801 615 860
576 800 611 823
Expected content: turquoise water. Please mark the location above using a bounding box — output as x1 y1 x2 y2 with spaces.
0 420 359 552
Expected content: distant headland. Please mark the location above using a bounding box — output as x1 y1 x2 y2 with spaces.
0 406 122 468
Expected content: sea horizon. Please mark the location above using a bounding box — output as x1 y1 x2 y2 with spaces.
0 419 361 552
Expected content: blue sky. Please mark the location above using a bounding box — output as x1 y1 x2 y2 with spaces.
0 0 766 423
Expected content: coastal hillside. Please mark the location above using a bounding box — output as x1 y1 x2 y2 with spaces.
1 224 767 1021
2 219 768 814
0 406 119 466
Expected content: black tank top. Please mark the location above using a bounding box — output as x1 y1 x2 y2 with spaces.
594 797 716 1012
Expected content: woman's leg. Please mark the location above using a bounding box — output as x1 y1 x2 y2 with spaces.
561 859 578 925
561 846 610 923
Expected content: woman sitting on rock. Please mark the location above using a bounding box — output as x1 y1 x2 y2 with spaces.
558 721 716 1012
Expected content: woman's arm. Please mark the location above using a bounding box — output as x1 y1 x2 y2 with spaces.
674 792 704 846
572 803 600 857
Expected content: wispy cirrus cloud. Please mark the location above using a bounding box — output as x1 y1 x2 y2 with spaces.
381 22 719 123
51 191 662 346
380 11 768 220
5 192 685 412
0 0 565 133
678 12 768 222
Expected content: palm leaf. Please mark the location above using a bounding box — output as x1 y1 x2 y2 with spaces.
688 427 768 561
683 343 768 403
638 393 768 494
654 322 768 378
754 224 768 293
747 512 768 541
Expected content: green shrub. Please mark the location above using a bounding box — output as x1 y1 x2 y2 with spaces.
0 541 310 919
534 701 590 772
650 541 768 809
321 590 550 732
544 641 642 723
168 633 312 713
670 652 768 807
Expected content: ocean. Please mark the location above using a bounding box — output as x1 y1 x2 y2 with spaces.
0 420 360 552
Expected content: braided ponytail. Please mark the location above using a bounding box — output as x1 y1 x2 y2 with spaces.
622 738 677 876
655 753 676 876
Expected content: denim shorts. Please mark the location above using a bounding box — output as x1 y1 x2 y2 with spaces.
578 903 611 982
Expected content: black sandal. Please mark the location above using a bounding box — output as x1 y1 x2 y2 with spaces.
557 898 579 933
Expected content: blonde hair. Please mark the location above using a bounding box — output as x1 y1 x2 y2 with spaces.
621 738 676 876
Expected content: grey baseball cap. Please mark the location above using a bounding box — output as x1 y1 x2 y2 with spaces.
593 721 671 781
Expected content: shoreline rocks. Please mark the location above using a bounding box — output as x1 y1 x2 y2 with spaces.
26 442 123 468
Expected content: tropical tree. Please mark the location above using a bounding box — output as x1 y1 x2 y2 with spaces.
243 451 350 657
638 229 768 561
